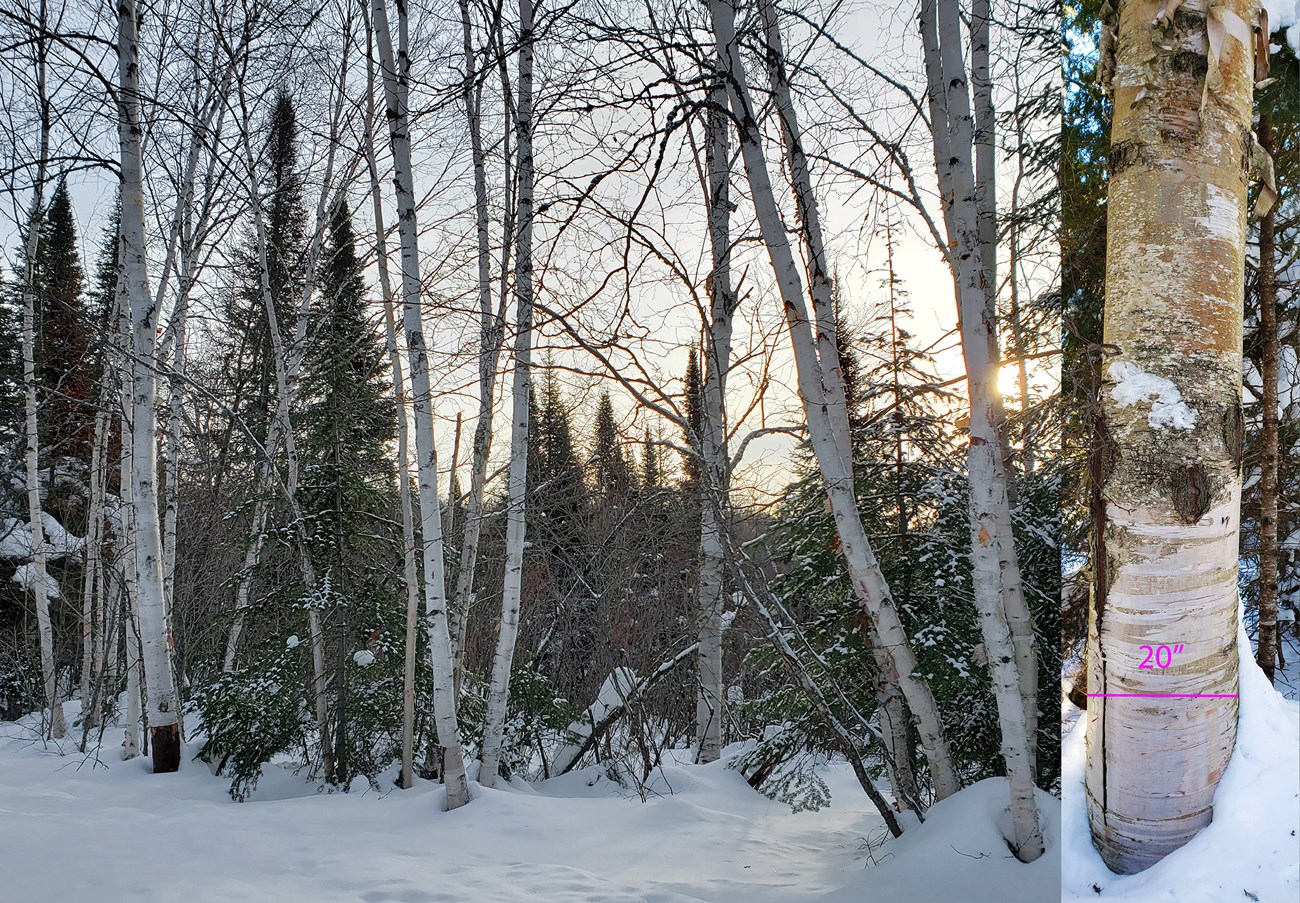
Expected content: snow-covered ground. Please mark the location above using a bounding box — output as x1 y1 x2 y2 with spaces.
1061 613 1300 902
0 711 1059 902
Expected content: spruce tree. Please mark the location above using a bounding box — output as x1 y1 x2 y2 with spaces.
299 201 399 784
681 347 703 489
230 90 309 444
26 180 95 469
591 392 631 504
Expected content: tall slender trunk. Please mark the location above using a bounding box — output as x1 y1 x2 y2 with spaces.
18 0 63 741
1086 0 1251 873
450 0 509 688
707 0 958 801
479 0 536 789
694 72 735 766
919 0 1042 860
372 0 471 810
1256 114 1280 682
80 409 109 730
362 7 423 791
117 0 181 772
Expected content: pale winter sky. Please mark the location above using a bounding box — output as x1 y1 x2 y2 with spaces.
1 0 1057 503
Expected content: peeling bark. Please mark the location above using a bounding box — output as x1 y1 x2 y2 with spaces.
479 0 536 789
1086 0 1252 873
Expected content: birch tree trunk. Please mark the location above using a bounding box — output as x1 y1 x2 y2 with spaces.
707 0 959 802
694 74 735 766
1255 113 1280 682
361 9 422 789
449 0 509 690
479 0 536 789
20 186 65 743
372 0 472 810
1086 0 1252 873
117 0 182 773
17 5 64 741
919 0 1043 860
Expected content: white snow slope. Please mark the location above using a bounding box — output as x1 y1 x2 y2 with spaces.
0 715 1061 902
1061 612 1300 902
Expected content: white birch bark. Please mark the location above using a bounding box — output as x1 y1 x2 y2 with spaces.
478 0 536 789
707 0 959 801
450 0 508 685
694 73 735 766
117 0 181 772
918 0 1042 860
1086 0 1252 873
20 184 65 743
361 9 422 790
372 0 471 809
967 0 1039 773
16 6 64 741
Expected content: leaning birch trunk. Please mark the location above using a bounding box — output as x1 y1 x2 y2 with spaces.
361 19 422 788
20 191 65 742
117 0 181 773
694 76 735 766
708 0 958 800
117 405 140 760
450 0 508 685
1255 113 1280 682
478 0 536 788
919 0 1043 859
1085 0 1252 873
372 0 471 810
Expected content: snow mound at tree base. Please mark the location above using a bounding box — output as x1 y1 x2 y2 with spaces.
819 778 1061 902
1061 614 1300 901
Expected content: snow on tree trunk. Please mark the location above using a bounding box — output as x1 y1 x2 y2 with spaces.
919 0 1042 861
117 0 181 772
372 0 471 810
694 75 735 766
707 0 958 802
479 0 536 789
1086 0 1253 873
20 188 65 742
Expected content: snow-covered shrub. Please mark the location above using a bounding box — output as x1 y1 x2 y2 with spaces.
192 643 308 801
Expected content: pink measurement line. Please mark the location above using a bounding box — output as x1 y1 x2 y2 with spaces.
1087 693 1238 698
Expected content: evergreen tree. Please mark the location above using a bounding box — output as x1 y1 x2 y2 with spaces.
229 91 309 445
591 392 631 504
299 201 400 784
641 426 662 495
19 180 96 469
681 347 703 489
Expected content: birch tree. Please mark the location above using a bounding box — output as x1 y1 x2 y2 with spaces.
371 0 472 810
917 0 1042 859
706 0 959 801
15 1 65 740
1086 0 1256 873
479 0 536 788
693 69 736 766
117 0 183 772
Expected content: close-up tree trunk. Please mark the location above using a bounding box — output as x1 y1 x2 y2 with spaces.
1086 0 1254 874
